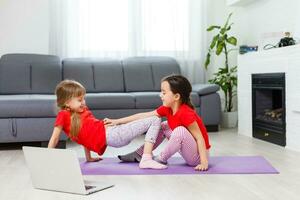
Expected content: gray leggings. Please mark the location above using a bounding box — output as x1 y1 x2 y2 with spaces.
105 116 161 148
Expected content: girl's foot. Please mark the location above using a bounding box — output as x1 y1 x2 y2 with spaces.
139 154 167 169
118 151 141 162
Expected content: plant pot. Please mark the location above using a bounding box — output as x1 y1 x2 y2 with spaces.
221 111 238 128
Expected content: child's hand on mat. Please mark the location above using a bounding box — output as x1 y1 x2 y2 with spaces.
103 118 119 126
86 157 102 162
194 161 208 171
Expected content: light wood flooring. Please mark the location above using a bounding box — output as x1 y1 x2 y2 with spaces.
1 128 300 200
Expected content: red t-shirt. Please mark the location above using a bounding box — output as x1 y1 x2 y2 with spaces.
156 104 211 149
54 108 107 155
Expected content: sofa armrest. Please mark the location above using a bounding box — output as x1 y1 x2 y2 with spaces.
192 84 220 95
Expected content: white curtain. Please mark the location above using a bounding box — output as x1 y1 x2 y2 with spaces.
49 0 207 83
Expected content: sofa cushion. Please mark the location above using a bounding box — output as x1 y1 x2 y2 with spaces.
0 95 57 118
123 57 181 92
0 62 31 94
85 93 135 109
151 57 181 90
130 92 162 109
0 54 62 94
123 58 154 92
63 58 124 92
0 93 136 117
1 54 59 63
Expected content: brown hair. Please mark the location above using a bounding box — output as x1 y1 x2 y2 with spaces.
55 80 86 137
162 74 194 109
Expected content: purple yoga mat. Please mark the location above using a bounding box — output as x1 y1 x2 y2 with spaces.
79 156 279 175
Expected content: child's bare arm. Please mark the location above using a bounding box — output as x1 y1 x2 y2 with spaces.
48 126 62 148
104 110 159 126
84 147 102 162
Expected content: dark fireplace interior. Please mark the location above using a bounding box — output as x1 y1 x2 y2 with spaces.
252 73 286 146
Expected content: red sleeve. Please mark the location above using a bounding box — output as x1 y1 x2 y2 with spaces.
180 110 197 127
54 111 67 127
156 106 169 117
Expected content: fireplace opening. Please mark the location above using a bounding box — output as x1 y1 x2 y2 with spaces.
255 89 283 124
252 73 286 146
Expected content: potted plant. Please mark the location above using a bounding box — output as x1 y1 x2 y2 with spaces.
204 13 238 128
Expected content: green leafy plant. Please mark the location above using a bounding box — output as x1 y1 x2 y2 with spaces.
204 13 237 112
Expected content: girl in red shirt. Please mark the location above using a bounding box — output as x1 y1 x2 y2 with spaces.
106 75 210 171
48 80 167 169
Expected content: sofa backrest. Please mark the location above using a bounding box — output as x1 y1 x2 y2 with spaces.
63 57 181 93
0 54 181 94
123 57 181 92
62 58 124 93
0 54 62 94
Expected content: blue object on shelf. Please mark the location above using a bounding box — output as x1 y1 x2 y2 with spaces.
239 45 258 54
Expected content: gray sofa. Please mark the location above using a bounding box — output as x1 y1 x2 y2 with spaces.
0 54 221 148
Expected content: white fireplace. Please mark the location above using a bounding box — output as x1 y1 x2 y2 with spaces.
238 44 300 152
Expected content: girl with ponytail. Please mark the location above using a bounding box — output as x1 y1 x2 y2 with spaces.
49 80 168 170
115 74 211 171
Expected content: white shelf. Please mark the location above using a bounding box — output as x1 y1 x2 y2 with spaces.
227 0 257 6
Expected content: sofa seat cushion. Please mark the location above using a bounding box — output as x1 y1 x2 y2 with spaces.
131 92 200 109
0 95 57 118
85 93 135 109
131 92 162 109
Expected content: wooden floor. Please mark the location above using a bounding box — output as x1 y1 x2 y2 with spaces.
1 128 300 200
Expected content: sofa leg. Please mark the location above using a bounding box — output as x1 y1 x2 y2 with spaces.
205 125 219 132
40 141 66 149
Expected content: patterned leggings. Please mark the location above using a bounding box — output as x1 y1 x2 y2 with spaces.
136 121 205 166
105 116 161 148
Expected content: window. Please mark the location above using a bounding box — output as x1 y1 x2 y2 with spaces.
79 0 129 52
141 0 189 51
77 0 189 53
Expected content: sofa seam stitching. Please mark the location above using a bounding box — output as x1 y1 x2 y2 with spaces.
92 64 96 89
29 64 32 90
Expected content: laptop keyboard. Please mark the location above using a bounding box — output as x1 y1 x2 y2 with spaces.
85 185 96 190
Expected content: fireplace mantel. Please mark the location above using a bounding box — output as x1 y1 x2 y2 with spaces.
238 44 300 152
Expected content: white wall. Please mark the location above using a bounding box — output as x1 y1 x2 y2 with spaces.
206 0 300 111
233 0 299 47
207 0 300 78
0 0 49 56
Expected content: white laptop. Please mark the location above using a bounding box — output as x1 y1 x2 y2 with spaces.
23 146 114 195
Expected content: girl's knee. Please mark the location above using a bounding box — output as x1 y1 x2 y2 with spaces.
170 126 189 141
169 127 186 140
173 126 188 134
150 116 161 125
